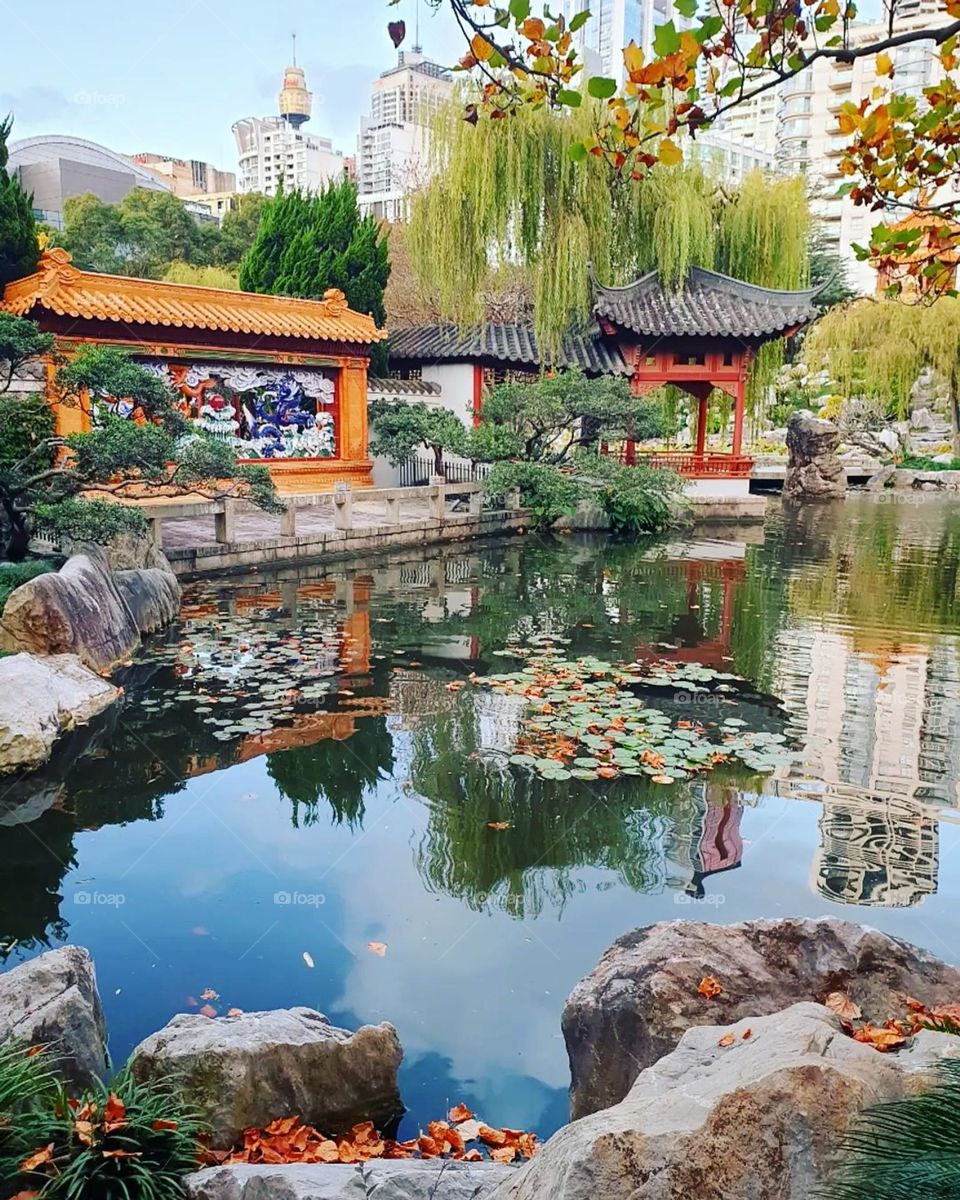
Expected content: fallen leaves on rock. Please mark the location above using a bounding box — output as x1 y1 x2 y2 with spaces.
698 976 723 999
852 1024 909 1052
717 1032 736 1048
825 992 862 1023
220 1112 537 1166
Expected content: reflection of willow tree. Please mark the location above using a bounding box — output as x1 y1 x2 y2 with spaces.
266 717 394 828
410 698 688 918
786 502 960 637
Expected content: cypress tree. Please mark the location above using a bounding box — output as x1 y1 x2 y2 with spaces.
0 115 40 287
239 179 390 370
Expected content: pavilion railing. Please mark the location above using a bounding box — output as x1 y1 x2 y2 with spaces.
625 451 754 479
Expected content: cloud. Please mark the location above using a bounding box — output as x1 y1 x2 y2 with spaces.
0 87 75 128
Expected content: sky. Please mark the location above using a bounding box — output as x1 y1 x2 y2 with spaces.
0 0 464 170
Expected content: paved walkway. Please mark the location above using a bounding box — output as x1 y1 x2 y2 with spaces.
161 496 441 550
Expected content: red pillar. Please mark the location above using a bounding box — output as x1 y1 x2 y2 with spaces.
472 365 484 427
731 380 745 459
695 396 708 457
624 439 636 465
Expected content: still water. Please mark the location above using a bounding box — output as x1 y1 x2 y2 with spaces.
2 494 960 1137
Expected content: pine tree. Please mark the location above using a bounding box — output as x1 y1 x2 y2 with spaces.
239 179 390 369
0 115 40 287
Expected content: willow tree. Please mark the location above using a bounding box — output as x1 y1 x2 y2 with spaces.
805 297 960 455
410 93 811 383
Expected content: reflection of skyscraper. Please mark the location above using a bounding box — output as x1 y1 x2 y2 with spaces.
811 796 939 907
667 787 744 898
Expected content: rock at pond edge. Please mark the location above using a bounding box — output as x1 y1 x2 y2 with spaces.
562 915 960 1119
131 1006 404 1149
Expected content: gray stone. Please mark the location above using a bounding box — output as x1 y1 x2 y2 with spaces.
910 406 936 430
186 1161 515 1200
0 946 108 1090
492 1003 960 1200
114 567 181 634
784 412 846 502
0 551 141 671
562 916 960 1119
865 464 896 491
0 652 120 774
131 1007 404 1149
63 529 175 575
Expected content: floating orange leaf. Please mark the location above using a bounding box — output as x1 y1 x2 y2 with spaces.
367 941 388 957
449 1103 474 1122
487 822 511 830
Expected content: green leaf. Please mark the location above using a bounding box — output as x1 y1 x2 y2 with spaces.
587 75 618 99
674 0 698 16
695 15 723 41
569 8 591 32
568 141 589 161
557 88 583 107
509 0 531 20
652 20 680 57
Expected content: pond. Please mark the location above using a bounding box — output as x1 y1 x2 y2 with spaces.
2 493 960 1140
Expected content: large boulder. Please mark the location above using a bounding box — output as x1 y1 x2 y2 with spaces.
0 652 120 774
186 1161 515 1200
0 946 108 1090
783 412 846 502
114 567 181 634
131 1007 404 1149
493 1003 960 1200
0 551 141 671
563 916 960 1118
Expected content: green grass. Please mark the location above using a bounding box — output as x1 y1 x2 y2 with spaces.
901 455 960 472
0 559 56 611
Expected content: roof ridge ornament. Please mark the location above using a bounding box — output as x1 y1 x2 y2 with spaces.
321 287 348 317
37 246 82 300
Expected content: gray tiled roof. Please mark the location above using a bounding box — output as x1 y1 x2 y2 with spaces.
592 267 823 339
388 323 630 375
368 376 442 397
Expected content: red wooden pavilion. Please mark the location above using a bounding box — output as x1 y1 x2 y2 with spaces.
591 266 824 478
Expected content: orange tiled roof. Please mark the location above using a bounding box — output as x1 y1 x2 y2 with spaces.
1 248 387 345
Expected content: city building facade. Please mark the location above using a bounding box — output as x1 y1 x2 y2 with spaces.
125 153 236 198
357 50 452 222
8 135 170 228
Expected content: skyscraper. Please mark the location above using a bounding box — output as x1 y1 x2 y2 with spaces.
356 49 453 223
233 43 344 197
563 0 694 84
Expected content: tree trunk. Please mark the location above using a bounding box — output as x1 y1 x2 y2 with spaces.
951 393 960 459
0 489 30 562
432 443 445 477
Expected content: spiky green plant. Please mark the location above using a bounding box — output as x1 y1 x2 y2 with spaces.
0 1041 62 1186
816 1058 960 1200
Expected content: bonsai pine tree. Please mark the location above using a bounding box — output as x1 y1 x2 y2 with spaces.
0 318 281 561
239 179 390 370
0 115 40 287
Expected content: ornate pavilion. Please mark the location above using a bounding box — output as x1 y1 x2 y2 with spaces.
388 266 825 480
1 248 387 492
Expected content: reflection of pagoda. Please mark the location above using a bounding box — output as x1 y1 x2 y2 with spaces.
811 795 939 907
667 786 745 898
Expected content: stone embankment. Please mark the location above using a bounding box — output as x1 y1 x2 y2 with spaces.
3 919 959 1199
0 532 181 773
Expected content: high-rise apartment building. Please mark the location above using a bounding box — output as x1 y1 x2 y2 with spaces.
563 0 695 84
775 0 956 292
233 49 344 197
357 49 453 222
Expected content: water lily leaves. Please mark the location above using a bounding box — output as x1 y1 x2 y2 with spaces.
474 648 793 786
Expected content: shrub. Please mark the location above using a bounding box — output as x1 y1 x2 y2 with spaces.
485 460 583 527
901 454 960 472
33 498 148 543
578 455 684 535
0 559 56 609
1 1042 205 1200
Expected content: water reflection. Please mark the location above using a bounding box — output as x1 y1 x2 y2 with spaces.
1 495 959 1133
